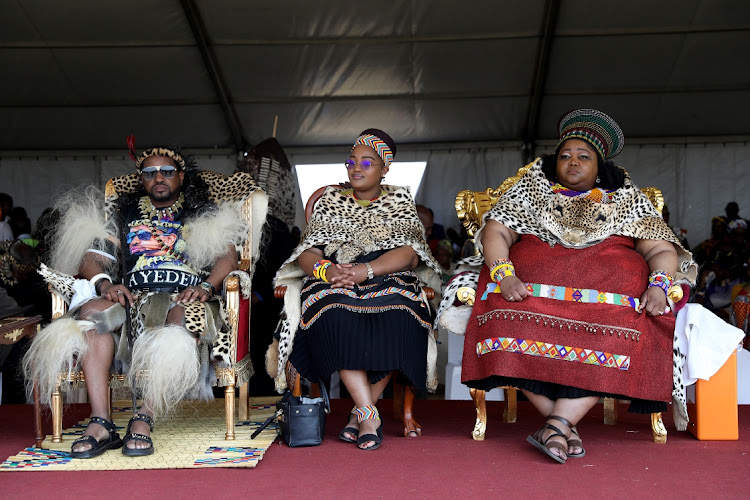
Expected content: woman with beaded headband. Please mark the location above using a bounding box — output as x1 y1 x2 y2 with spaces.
439 109 696 463
270 129 441 450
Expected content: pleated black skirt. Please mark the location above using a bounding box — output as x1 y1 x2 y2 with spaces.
288 267 432 389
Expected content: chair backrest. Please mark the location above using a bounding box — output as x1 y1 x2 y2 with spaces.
105 170 262 271
304 185 335 223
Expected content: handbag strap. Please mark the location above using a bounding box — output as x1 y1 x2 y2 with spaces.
318 378 331 414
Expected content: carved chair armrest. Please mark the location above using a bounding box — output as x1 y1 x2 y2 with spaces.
223 275 242 362
455 287 476 307
49 286 68 321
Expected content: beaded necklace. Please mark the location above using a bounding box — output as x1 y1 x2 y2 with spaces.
134 194 186 261
342 188 386 207
550 182 615 203
138 193 184 221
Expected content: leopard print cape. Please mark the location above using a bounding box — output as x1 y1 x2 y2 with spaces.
272 185 443 393
474 158 697 284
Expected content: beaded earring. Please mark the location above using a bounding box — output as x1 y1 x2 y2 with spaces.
596 176 601 184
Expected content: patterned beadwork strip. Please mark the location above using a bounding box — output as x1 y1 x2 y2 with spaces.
204 446 263 456
301 302 433 330
480 281 640 310
354 405 380 423
354 134 394 166
302 286 423 310
475 337 630 370
476 308 641 341
0 448 72 468
194 456 258 466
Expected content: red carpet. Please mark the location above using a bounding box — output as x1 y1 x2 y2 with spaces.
2 399 749 499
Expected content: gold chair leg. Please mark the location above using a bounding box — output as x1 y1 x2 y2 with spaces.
238 382 249 420
604 397 618 425
502 388 517 423
651 412 667 444
470 388 487 441
51 381 63 443
224 384 236 440
33 382 43 448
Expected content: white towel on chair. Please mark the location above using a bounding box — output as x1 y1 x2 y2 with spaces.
69 279 96 310
675 303 745 385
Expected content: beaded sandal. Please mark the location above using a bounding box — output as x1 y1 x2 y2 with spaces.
339 407 359 443
526 415 573 464
70 416 123 459
122 413 155 457
354 405 383 451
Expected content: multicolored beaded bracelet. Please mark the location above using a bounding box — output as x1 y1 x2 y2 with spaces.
313 260 333 282
648 270 674 295
489 259 516 283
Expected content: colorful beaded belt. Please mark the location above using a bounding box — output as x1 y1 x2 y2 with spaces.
480 282 640 310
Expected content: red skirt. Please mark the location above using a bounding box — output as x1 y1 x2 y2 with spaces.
462 235 674 402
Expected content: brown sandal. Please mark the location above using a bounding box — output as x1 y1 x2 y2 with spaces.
567 425 586 458
526 415 572 464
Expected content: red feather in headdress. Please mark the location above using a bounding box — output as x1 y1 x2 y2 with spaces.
126 134 137 161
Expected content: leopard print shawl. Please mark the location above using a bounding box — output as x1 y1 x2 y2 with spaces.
474 158 697 284
272 185 442 392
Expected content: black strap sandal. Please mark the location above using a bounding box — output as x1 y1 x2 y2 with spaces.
70 416 123 459
339 407 359 443
526 415 573 464
354 405 383 451
122 413 155 457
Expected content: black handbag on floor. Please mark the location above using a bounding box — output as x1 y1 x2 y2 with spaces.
252 380 330 447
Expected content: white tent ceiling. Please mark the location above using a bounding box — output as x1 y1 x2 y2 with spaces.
3 0 750 153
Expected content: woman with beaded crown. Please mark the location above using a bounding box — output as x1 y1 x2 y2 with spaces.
269 129 441 450
444 109 696 463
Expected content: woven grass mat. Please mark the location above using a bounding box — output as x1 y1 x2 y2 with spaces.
1 397 279 471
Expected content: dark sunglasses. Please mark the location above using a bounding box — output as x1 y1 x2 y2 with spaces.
126 229 153 244
140 165 180 180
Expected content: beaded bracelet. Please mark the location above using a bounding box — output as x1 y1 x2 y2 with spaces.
320 265 330 282
489 259 516 283
648 270 674 295
313 260 332 282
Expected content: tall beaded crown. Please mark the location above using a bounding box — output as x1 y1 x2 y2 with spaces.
557 109 624 160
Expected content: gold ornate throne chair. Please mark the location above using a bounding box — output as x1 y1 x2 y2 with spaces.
36 170 264 445
453 178 669 443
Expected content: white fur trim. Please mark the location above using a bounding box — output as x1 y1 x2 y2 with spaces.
439 306 472 336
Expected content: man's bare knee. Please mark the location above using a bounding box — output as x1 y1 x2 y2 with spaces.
79 298 118 320
166 305 185 326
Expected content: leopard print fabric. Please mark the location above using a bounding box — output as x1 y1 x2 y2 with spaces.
672 335 689 430
474 159 697 284
272 185 443 392
106 171 262 219
38 263 76 304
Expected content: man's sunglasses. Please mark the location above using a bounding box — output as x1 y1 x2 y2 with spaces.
140 165 180 180
126 229 153 244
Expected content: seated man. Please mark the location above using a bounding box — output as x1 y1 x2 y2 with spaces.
24 146 253 458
